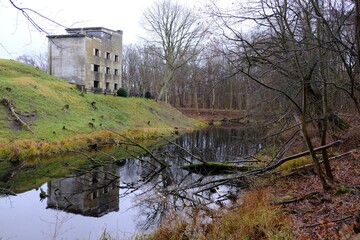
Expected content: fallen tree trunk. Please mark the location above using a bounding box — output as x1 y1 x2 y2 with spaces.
181 162 255 175
274 191 320 205
1 97 34 134
182 141 342 177
251 140 343 175
171 141 345 196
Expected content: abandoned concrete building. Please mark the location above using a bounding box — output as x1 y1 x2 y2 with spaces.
47 27 123 93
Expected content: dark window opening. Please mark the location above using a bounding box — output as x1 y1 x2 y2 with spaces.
94 48 100 57
94 64 100 72
92 172 99 183
106 82 110 90
106 52 110 60
106 67 110 74
92 191 98 199
114 83 118 90
94 80 100 88
114 69 118 76
114 55 119 62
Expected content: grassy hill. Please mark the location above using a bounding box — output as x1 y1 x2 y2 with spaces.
0 59 203 161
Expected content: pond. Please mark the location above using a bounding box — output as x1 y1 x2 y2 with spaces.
0 126 266 240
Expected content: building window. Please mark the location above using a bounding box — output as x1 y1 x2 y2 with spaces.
94 64 100 72
94 48 100 57
106 52 111 60
114 55 119 62
106 67 110 74
114 69 118 76
106 82 110 90
114 83 118 90
94 80 99 88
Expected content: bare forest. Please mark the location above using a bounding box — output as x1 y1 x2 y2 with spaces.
121 0 360 190
124 0 359 113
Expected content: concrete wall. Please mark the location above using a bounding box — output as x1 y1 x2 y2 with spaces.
48 27 123 93
48 37 86 86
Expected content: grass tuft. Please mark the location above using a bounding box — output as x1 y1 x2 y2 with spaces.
139 189 291 240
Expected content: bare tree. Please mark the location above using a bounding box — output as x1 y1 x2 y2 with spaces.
16 52 48 71
142 0 208 102
122 44 163 97
7 0 68 34
207 0 358 189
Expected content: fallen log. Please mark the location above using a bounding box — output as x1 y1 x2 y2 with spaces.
181 162 255 175
301 214 356 228
274 191 320 205
1 97 35 134
182 141 343 177
0 187 17 196
252 140 343 174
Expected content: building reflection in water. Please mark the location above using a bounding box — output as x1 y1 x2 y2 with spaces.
47 164 119 217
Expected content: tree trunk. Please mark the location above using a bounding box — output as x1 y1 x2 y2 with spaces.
194 87 199 113
229 78 233 110
2 97 35 134
314 0 334 181
301 85 331 190
157 65 174 102
211 88 215 114
356 0 360 69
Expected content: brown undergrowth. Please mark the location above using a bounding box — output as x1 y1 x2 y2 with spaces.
268 150 360 240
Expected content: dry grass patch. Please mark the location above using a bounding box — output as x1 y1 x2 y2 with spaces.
140 189 291 240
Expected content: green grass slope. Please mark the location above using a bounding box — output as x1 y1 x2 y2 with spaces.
0 59 202 159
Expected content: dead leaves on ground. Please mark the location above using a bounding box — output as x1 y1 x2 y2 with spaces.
268 151 360 239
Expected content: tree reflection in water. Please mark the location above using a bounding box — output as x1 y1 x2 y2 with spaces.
46 126 265 231
119 126 265 230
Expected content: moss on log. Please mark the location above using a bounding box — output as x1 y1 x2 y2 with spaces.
181 162 253 175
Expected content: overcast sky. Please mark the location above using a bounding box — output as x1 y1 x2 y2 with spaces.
0 0 205 59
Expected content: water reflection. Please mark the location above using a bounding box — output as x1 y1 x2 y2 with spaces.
118 125 265 230
0 126 266 238
47 164 120 217
48 126 265 229
175 125 264 162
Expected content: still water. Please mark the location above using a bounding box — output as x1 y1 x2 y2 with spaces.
0 126 265 240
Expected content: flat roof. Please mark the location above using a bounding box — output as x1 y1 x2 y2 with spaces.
47 27 123 39
66 27 123 34
47 34 86 39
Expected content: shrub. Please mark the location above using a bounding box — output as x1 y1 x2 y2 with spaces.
117 88 128 97
145 91 152 99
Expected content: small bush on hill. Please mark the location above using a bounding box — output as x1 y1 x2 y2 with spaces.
145 91 152 99
117 88 128 97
